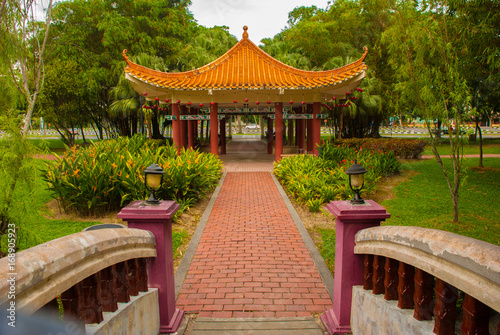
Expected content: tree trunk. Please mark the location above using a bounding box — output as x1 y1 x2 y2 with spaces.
476 118 483 168
20 0 54 136
338 111 344 140
151 109 164 139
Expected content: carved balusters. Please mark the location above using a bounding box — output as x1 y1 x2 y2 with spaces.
397 262 415 309
363 254 374 290
137 258 149 292
58 259 148 328
60 282 85 331
126 259 139 296
100 265 118 312
433 279 457 335
80 273 103 324
460 293 490 335
360 255 494 334
372 255 385 295
413 269 434 321
384 257 399 300
115 261 130 303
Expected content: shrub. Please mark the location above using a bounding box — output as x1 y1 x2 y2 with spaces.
274 142 401 211
334 138 427 159
43 136 222 216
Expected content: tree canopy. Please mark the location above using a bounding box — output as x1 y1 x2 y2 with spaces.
1 0 497 140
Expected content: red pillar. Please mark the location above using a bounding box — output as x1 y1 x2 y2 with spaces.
298 119 305 154
267 117 273 154
220 117 226 155
192 108 198 143
306 104 314 153
210 103 219 156
180 106 187 149
321 201 390 334
294 107 300 147
187 116 195 150
117 201 184 333
172 103 181 155
313 102 322 156
275 103 284 161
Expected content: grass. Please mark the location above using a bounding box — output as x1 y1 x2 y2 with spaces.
381 157 500 245
30 138 99 154
316 227 336 275
421 138 500 156
315 156 500 276
15 160 101 251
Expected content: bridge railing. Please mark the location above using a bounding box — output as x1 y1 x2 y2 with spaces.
0 228 156 331
353 225 500 335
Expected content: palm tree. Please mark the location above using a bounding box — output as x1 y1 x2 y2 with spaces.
108 53 169 138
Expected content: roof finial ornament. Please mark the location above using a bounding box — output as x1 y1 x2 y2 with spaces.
243 26 248 39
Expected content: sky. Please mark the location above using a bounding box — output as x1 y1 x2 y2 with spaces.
189 0 331 45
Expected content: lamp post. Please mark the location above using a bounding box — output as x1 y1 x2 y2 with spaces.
322 160 390 334
117 161 184 332
144 163 164 205
345 160 367 205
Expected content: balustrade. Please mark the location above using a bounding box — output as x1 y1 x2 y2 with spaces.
58 258 149 327
356 226 500 335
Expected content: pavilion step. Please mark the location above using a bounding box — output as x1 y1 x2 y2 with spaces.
188 317 327 335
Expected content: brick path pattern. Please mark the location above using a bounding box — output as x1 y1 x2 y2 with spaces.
176 172 332 318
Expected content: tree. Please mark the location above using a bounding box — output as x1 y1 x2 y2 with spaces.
37 59 93 146
108 53 170 139
176 25 237 71
0 115 42 256
39 0 197 139
0 0 54 136
263 0 395 137
382 0 471 222
448 0 500 167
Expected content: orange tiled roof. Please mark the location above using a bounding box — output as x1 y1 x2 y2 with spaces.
123 26 367 91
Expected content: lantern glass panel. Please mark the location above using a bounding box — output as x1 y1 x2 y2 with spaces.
351 174 364 190
146 174 162 189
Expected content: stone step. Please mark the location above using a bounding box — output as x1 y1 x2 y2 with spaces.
188 317 327 335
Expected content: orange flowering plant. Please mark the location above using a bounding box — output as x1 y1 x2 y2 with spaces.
273 142 401 212
43 136 222 216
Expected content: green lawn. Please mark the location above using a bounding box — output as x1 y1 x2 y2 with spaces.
316 156 500 275
382 157 500 245
15 160 100 250
421 138 500 156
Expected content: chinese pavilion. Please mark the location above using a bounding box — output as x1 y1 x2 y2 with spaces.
123 26 368 161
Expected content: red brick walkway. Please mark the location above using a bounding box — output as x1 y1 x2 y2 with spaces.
176 172 332 318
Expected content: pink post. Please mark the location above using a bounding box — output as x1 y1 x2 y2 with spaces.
321 200 390 334
117 200 184 333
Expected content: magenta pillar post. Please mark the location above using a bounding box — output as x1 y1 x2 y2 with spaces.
321 200 390 334
117 201 184 333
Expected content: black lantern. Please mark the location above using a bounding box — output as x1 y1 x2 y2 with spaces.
144 163 164 205
345 160 367 204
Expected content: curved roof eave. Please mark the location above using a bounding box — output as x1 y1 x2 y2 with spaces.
123 26 368 92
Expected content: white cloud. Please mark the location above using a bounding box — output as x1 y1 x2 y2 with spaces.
189 0 330 44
